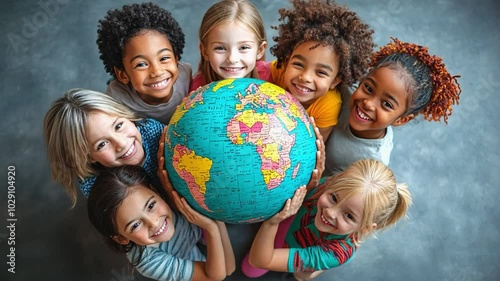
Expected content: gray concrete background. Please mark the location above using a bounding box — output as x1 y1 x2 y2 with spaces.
1 0 499 280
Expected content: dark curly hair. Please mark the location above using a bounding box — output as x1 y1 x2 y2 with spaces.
270 0 375 86
96 2 185 78
370 37 461 123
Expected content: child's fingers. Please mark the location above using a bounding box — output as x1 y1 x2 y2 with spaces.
307 169 319 190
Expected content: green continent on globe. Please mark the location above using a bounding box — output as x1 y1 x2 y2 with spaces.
165 78 317 224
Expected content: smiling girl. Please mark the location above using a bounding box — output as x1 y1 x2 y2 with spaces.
43 88 164 206
190 0 268 92
97 2 191 125
324 38 462 175
245 159 412 280
88 165 234 281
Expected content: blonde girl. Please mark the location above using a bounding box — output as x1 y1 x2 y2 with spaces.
244 159 412 280
43 88 165 206
190 0 268 92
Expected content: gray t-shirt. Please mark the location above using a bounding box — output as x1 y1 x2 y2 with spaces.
106 61 192 124
323 86 393 176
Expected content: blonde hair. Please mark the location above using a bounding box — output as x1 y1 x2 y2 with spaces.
197 0 266 83
43 88 141 207
323 159 412 242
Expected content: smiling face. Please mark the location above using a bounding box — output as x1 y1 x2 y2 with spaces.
283 41 341 108
115 30 179 105
112 185 175 246
86 111 144 167
349 66 414 139
315 189 364 235
200 21 266 79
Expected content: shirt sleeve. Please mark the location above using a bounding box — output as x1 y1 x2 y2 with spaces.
189 73 205 93
287 238 355 272
127 246 194 281
78 176 96 198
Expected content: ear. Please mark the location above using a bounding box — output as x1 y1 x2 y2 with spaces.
329 75 342 90
199 42 208 61
392 113 415 126
114 66 130 84
111 234 130 245
257 41 267 60
359 223 377 238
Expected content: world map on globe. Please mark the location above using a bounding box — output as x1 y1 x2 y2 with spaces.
164 78 317 224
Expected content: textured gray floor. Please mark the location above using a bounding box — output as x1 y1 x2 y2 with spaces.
1 0 499 280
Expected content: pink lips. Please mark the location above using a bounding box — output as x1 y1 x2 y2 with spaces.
354 106 372 122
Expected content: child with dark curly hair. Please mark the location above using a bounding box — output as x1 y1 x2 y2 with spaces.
323 38 462 175
97 2 191 125
268 0 375 142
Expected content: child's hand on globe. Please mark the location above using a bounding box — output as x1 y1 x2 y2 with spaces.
172 191 218 231
307 117 325 190
266 186 306 226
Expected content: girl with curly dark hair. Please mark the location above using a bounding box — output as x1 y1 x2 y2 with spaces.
96 2 191 125
324 37 462 175
268 0 375 142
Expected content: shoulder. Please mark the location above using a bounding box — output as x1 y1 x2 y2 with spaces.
177 61 192 75
137 119 164 138
190 73 206 92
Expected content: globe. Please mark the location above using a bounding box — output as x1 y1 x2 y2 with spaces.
164 78 317 224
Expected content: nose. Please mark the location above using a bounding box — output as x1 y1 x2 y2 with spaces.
226 50 240 64
299 71 312 83
112 136 128 152
363 98 376 111
149 62 165 78
144 216 157 229
324 206 338 222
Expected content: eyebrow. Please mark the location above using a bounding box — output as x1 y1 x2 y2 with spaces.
123 195 155 231
365 77 400 107
129 48 173 63
89 117 119 147
290 54 334 72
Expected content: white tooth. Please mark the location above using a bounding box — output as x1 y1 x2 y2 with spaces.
121 143 134 158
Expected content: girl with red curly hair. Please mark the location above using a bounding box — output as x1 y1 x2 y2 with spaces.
324 37 462 175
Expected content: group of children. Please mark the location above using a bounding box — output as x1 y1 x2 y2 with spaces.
43 0 462 280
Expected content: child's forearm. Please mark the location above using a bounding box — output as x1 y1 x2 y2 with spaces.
248 220 279 269
203 224 226 280
216 221 235 275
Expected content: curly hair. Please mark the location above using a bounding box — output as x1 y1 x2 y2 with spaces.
370 37 461 123
96 2 185 78
270 0 375 86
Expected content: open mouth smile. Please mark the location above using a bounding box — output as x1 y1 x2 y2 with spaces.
119 142 136 160
151 218 168 238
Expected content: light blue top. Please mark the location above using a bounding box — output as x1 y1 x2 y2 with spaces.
324 86 393 176
127 211 206 281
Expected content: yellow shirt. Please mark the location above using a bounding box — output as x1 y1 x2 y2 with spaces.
270 60 342 128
